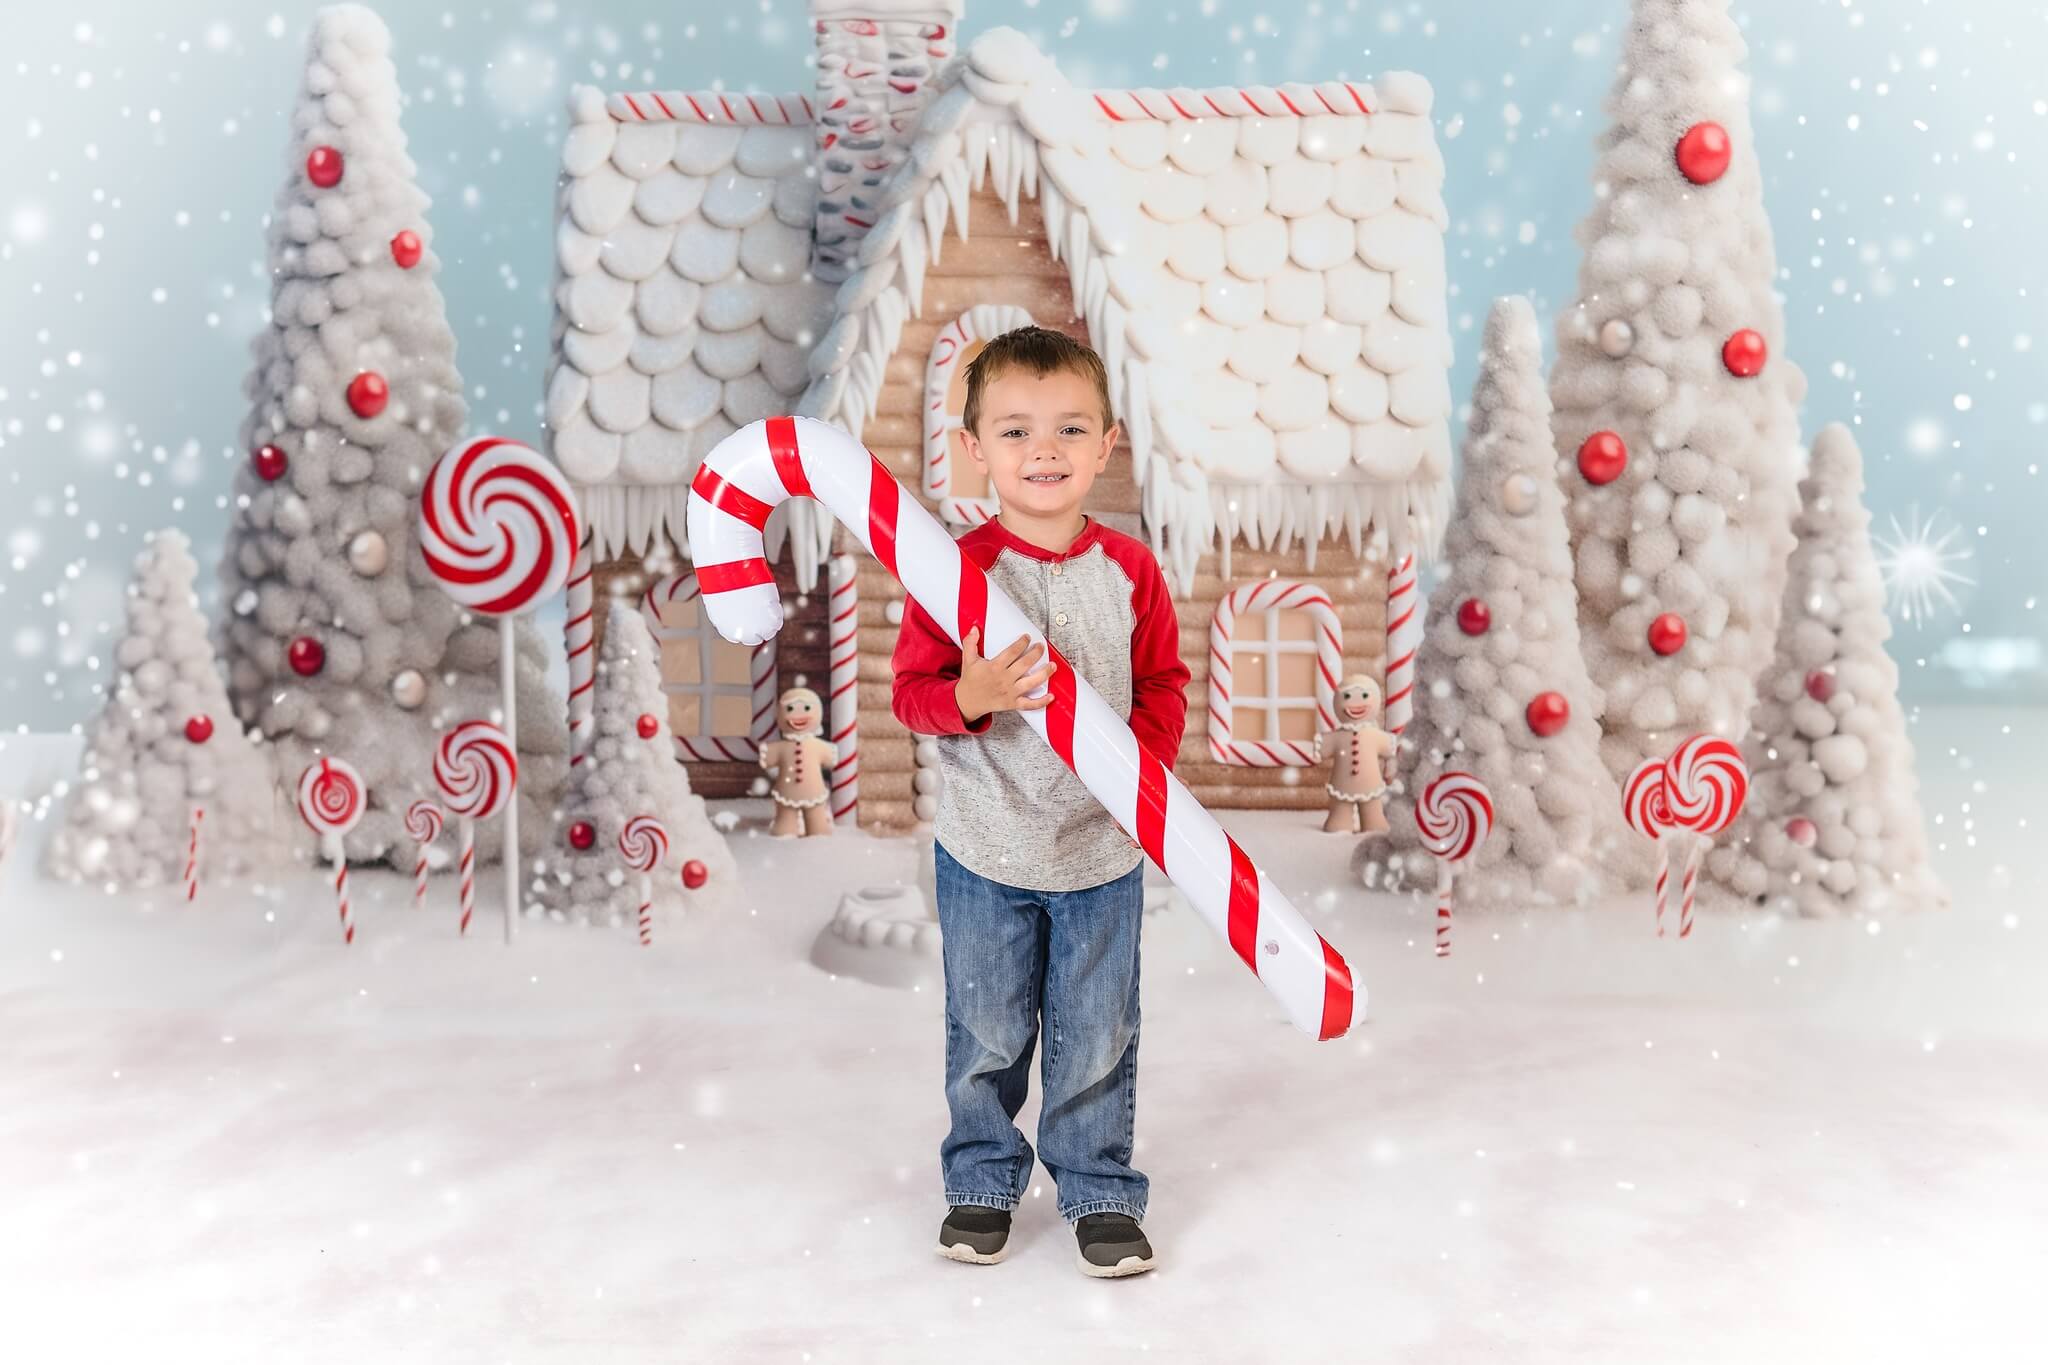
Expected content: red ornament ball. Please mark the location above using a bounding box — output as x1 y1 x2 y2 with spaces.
390 229 423 269
636 713 660 740
568 820 597 852
184 715 215 745
1805 669 1837 703
252 443 289 482
1526 691 1571 738
1675 121 1732 185
1648 612 1688 656
1723 329 1768 378
1577 430 1628 486
1785 817 1819 849
682 859 710 890
1456 598 1492 636
305 145 344 188
288 635 326 677
346 371 389 419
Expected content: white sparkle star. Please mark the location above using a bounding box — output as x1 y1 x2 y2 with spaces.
1873 507 1974 626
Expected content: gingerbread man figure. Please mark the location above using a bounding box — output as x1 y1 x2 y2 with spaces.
760 686 838 838
1315 674 1395 835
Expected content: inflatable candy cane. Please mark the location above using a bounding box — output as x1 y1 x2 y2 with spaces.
404 799 445 910
1622 758 1678 936
619 815 668 947
686 416 1366 1040
298 757 366 946
1663 735 1748 939
1414 772 1493 958
435 722 519 939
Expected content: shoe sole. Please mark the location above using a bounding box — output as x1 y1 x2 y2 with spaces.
1075 1248 1156 1278
937 1239 1009 1265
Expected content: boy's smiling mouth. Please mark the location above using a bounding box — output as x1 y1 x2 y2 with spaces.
1024 472 1070 484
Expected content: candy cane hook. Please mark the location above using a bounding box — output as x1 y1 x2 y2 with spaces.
686 416 1366 1040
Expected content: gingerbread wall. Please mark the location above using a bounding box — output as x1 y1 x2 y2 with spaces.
852 183 1391 831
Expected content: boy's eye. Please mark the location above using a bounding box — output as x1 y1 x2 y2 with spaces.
1000 428 1027 439
1061 426 1087 436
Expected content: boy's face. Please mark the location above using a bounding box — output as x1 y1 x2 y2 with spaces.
959 365 1119 522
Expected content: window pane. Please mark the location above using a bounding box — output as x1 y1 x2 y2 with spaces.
1235 650 1269 698
661 637 702 685
1276 607 1317 642
1274 705 1317 743
710 693 754 737
669 693 701 738
711 638 753 685
1236 706 1269 742
943 339 985 415
651 594 699 631
1277 651 1316 698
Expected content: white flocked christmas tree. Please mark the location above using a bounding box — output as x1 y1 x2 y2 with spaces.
216 5 566 867
538 610 733 927
1358 298 1636 906
1707 423 1947 917
1551 0 1807 780
46 530 284 889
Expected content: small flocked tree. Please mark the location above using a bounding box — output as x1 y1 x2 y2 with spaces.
537 609 733 927
1707 424 1947 916
1359 298 1635 906
216 5 566 866
46 530 283 889
1551 0 1807 780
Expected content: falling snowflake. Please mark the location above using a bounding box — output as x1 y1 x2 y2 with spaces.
1873 507 1974 626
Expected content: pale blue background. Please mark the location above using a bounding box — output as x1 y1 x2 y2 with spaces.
3 0 2042 732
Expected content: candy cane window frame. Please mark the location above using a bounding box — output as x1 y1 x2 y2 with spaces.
924 303 1036 527
1207 580 1342 767
641 572 778 762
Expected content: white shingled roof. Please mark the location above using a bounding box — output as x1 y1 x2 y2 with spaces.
545 25 1452 592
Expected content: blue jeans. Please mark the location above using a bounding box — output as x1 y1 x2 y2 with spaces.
934 842 1148 1224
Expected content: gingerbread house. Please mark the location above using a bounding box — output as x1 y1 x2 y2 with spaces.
545 0 1451 830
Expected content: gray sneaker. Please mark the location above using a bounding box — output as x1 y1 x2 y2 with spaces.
1073 1212 1155 1278
937 1205 1012 1264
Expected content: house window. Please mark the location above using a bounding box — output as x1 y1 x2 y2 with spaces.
1207 580 1342 766
924 303 1037 526
641 571 777 761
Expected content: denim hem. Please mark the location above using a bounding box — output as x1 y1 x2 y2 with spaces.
943 1191 1021 1212
1059 1198 1147 1224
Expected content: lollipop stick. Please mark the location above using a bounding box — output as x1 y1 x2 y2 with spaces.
414 841 430 909
638 872 653 947
1434 859 1453 958
329 835 354 946
1654 842 1669 937
459 819 476 937
1679 836 1706 939
185 804 203 903
499 617 520 945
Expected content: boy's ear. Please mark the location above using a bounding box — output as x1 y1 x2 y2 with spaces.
1096 422 1121 470
957 426 987 469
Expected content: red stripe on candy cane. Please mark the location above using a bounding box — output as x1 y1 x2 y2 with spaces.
768 416 811 499
1044 645 1078 770
696 558 775 594
957 559 988 646
1135 749 1169 870
1226 838 1260 973
1318 939 1354 1040
867 459 900 578
691 462 776 531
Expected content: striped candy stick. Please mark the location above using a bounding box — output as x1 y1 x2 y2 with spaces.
1414 772 1493 958
565 538 596 767
457 822 476 937
1383 552 1421 738
685 415 1367 1040
827 554 861 822
184 805 203 902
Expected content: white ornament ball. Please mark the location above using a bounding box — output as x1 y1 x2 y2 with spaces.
884 599 905 626
1599 318 1635 358
391 668 427 709
1501 473 1539 517
348 530 389 576
913 793 938 822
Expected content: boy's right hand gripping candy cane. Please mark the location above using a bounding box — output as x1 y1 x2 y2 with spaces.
686 416 1367 1041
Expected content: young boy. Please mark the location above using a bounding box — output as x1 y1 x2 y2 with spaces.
892 327 1190 1279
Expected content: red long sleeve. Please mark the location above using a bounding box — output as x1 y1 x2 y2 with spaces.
1119 547 1192 771
890 592 993 736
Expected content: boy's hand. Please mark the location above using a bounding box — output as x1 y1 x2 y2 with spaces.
955 626 1056 724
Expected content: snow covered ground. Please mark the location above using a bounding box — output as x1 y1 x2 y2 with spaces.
2 709 2043 1365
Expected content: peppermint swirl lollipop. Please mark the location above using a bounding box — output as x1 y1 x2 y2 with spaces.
1663 735 1749 837
435 721 518 820
419 436 582 616
297 756 366 840
404 798 446 845
1414 772 1493 959
619 815 669 873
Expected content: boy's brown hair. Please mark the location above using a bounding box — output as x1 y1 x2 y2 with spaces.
960 326 1115 436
